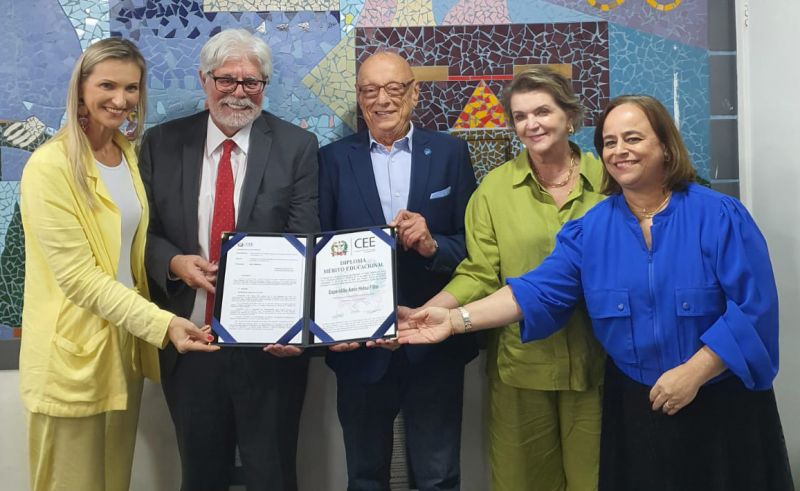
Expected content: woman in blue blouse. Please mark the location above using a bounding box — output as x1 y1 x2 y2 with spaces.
397 95 793 490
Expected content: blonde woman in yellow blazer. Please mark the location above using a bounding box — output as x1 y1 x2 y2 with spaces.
19 38 218 491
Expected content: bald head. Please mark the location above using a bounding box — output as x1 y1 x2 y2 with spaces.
357 51 414 85
356 51 419 148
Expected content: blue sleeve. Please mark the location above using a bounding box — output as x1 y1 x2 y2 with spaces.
506 219 584 343
700 198 779 390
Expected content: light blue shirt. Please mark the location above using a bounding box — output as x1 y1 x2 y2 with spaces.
369 124 414 223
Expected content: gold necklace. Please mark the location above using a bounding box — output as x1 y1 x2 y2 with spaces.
533 153 577 188
634 192 672 219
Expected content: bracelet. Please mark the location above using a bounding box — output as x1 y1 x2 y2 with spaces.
457 307 472 334
448 309 458 337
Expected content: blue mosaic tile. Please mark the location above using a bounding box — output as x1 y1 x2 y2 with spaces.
0 0 81 180
59 0 110 49
506 0 602 23
432 0 460 24
609 24 709 180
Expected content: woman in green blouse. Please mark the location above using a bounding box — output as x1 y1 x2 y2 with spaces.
419 68 606 490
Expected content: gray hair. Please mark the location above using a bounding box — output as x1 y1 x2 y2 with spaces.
199 29 273 81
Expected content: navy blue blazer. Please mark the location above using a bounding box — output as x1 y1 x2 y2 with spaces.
319 128 478 383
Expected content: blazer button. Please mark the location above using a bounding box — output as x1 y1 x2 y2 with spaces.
682 302 690 310
617 303 624 311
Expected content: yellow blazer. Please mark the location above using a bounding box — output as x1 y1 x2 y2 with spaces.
19 132 173 417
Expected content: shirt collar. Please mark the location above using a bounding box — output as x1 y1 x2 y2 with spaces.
511 142 595 191
205 116 253 157
368 122 414 152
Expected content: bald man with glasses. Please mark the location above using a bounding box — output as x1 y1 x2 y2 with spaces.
319 51 478 491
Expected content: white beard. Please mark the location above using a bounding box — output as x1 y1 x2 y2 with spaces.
211 95 260 130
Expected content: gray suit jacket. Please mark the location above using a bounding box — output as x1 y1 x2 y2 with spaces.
140 110 320 374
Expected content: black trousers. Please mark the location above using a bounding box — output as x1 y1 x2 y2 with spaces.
600 359 794 491
162 348 309 491
336 349 466 491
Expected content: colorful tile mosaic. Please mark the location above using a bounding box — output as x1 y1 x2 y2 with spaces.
203 0 339 11
110 1 345 143
0 0 83 179
453 81 507 129
545 0 707 48
302 31 358 130
341 0 366 34
442 0 509 25
355 22 609 131
357 0 436 27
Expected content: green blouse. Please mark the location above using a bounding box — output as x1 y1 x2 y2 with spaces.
445 147 607 390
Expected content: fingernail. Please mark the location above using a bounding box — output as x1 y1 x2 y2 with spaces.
207 335 214 341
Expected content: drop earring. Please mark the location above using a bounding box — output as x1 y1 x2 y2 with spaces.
77 99 89 133
124 110 138 140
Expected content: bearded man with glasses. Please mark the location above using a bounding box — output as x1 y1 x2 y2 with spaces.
319 51 478 491
139 28 319 491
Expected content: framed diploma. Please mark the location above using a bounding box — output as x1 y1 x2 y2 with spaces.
212 226 397 347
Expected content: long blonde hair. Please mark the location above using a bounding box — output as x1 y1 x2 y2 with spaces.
52 38 147 207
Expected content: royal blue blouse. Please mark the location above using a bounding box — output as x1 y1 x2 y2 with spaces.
507 184 779 390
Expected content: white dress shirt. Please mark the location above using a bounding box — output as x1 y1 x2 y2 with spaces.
189 117 253 326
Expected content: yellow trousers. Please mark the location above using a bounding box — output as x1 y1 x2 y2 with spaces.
26 332 143 491
488 377 602 491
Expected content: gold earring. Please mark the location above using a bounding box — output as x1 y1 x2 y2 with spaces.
77 99 89 133
568 124 575 135
124 110 138 140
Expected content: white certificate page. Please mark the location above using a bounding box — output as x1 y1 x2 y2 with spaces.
218 235 306 344
313 229 395 342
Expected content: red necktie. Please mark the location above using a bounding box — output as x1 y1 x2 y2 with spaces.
206 139 236 324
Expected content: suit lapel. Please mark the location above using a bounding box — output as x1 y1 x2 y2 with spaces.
181 113 206 249
406 129 432 215
348 133 385 224
238 113 272 228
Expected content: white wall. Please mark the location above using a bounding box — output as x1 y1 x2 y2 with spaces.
736 0 800 482
0 356 489 491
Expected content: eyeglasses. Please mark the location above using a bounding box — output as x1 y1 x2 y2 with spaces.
357 79 415 100
209 74 267 94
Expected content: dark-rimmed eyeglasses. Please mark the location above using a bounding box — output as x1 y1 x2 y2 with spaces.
356 79 415 100
208 74 267 95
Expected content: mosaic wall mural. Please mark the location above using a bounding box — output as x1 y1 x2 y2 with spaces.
0 0 712 342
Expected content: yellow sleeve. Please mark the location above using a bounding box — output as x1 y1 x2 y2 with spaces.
20 152 172 348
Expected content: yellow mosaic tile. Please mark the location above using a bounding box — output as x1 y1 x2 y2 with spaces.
302 31 358 130
391 0 435 27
